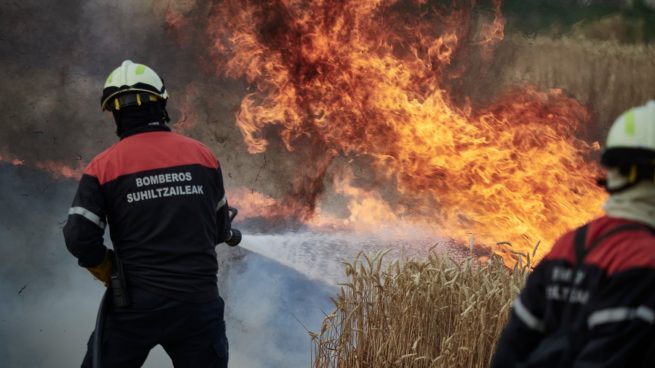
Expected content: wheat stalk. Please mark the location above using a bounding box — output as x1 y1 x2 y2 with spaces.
312 249 530 368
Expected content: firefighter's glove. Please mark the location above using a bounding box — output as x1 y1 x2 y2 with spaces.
86 249 113 286
226 229 242 247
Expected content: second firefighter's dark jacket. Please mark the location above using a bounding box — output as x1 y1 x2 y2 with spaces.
63 129 231 302
491 216 655 367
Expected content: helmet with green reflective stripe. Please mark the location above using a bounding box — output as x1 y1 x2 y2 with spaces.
600 100 655 192
100 60 169 111
602 101 655 167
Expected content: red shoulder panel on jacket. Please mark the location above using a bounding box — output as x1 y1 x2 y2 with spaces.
586 224 655 274
84 132 219 184
544 216 655 274
544 229 577 264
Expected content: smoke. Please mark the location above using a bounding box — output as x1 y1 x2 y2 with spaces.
0 2 342 366
2 0 655 366
0 1 162 162
0 163 340 367
0 163 448 367
218 245 336 368
0 164 97 365
2 0 653 199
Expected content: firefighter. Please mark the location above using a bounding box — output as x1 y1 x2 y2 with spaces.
490 100 655 367
63 60 240 368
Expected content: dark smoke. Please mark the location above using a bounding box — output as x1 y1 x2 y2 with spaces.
1 0 655 366
0 0 289 196
1 1 163 162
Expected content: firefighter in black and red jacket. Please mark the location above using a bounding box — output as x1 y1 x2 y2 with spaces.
63 60 240 368
491 101 655 367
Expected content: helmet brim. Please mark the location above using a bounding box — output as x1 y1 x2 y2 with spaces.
601 147 655 167
101 84 168 111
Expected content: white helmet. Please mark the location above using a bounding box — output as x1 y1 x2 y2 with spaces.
601 100 655 192
100 60 169 111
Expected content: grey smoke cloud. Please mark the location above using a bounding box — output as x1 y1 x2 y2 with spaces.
0 163 455 367
0 164 339 367
0 0 302 201
0 0 166 162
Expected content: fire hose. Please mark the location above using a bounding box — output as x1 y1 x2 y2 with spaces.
92 207 242 368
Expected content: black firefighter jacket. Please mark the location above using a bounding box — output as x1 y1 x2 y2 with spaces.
63 129 231 302
491 216 655 367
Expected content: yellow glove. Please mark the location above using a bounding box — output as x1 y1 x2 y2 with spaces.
86 250 113 286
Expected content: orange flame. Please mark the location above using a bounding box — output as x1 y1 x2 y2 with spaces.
33 160 84 180
0 153 26 167
1 152 84 180
171 83 202 133
181 1 605 262
478 0 504 46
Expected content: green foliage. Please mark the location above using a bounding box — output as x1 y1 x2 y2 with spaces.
502 0 655 43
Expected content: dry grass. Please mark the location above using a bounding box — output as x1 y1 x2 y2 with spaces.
455 33 655 140
311 251 530 368
497 35 655 135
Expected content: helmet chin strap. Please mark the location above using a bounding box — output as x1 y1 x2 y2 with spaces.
600 167 654 194
163 108 170 123
160 99 171 123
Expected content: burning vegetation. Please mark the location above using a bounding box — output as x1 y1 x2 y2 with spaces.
166 0 606 262
6 0 643 263
2 1 654 367
0 153 84 180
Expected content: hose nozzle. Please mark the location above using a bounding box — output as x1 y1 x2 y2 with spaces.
226 206 241 246
226 229 242 247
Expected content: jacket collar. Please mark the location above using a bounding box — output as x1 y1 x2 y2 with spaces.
120 123 171 140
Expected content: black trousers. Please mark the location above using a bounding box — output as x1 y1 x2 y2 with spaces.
81 286 228 368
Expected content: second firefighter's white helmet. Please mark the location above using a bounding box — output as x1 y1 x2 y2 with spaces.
602 100 655 167
601 100 655 192
100 60 169 111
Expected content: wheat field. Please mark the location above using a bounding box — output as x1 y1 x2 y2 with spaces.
311 251 531 368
